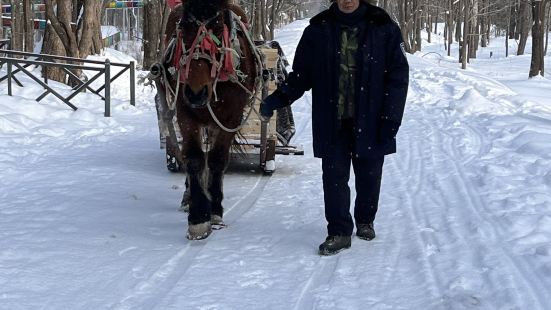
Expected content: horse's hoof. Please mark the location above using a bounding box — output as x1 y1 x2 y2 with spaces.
179 202 190 213
187 222 212 240
211 215 227 230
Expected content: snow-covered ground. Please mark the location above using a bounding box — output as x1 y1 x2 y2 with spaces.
1 19 551 310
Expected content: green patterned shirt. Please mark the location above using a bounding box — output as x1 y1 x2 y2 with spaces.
338 25 359 120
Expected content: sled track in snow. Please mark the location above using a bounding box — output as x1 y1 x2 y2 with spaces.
437 125 551 309
399 99 550 308
422 90 551 308
292 257 340 310
112 174 271 310
387 128 445 301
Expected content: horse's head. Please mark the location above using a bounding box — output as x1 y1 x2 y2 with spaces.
176 0 231 109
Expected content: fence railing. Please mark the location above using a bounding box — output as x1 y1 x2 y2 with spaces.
0 49 136 117
0 39 9 50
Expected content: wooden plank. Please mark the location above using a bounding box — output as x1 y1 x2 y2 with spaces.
258 47 279 69
235 46 282 153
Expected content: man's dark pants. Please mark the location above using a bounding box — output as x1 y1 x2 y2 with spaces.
322 120 385 236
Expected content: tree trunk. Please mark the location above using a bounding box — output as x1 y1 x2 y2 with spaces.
509 0 519 39
260 0 267 40
455 9 462 43
480 0 488 47
143 0 169 69
447 0 454 56
249 0 257 39
529 0 547 77
434 5 439 34
253 0 262 40
268 0 278 40
468 0 478 60
506 0 511 58
93 2 104 54
79 1 100 59
461 0 469 69
45 0 79 58
41 24 67 82
546 1 550 55
415 0 422 51
426 0 431 44
517 0 531 55
10 0 24 52
398 0 412 53
23 0 34 52
42 0 103 83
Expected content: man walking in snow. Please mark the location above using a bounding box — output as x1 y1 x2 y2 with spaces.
260 0 409 255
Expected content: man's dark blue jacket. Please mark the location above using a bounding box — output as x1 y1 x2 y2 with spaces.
262 2 409 158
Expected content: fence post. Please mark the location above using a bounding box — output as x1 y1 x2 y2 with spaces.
105 59 111 117
130 61 136 106
7 61 12 96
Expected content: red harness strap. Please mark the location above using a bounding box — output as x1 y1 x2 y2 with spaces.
173 31 183 69
173 18 239 84
219 24 235 82
200 29 218 78
180 25 205 83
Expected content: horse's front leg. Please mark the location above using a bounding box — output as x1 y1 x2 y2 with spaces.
207 131 234 229
183 136 212 240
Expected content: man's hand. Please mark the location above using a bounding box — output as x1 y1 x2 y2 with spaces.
259 100 274 122
260 91 285 121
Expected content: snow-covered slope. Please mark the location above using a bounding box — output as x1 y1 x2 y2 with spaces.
1 20 550 309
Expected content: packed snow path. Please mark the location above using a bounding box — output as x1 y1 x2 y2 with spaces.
1 21 551 309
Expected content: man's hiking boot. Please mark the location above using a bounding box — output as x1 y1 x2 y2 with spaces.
356 222 376 240
318 235 351 256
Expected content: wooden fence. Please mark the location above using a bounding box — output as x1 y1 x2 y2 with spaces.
0 49 135 117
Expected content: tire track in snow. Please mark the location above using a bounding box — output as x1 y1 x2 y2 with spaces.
112 174 270 310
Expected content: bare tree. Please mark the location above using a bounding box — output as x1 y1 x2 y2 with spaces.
529 0 549 77
461 0 470 69
9 0 32 52
546 1 550 55
143 0 170 69
42 0 104 82
517 0 532 55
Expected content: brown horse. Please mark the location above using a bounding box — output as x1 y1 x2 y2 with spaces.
158 0 260 240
